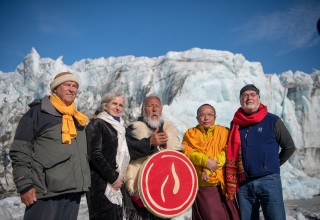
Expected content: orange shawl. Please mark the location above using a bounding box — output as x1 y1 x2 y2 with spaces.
183 124 229 192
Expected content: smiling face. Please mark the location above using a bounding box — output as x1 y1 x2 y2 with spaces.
105 96 124 117
53 81 79 106
196 104 216 130
240 90 261 114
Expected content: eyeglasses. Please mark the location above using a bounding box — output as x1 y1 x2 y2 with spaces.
240 92 258 99
197 113 215 119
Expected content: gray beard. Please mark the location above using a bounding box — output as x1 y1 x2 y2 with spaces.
143 115 163 129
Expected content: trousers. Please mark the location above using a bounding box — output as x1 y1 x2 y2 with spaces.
24 192 82 220
237 173 285 220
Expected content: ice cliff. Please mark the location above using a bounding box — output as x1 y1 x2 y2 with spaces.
1 47 319 199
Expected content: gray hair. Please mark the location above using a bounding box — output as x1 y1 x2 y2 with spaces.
141 94 162 115
100 92 125 112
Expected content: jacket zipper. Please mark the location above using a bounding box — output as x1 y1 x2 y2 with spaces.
244 128 249 171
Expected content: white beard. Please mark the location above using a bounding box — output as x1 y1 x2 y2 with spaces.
242 102 260 113
143 113 163 129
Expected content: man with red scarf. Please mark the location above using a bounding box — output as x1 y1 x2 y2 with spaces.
226 84 296 220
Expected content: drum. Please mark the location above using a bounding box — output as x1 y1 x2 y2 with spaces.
138 150 198 218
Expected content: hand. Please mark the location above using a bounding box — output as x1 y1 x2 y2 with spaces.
201 171 209 181
20 188 37 206
112 177 124 191
150 128 168 147
206 158 219 171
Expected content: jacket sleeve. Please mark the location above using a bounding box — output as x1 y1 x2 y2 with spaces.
86 121 119 184
215 149 226 168
9 110 36 193
125 127 158 160
274 118 296 165
189 151 208 167
189 150 226 169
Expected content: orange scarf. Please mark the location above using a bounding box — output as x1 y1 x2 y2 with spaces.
183 124 229 191
50 94 88 144
225 104 268 200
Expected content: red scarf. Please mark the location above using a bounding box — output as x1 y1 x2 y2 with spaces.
225 103 268 200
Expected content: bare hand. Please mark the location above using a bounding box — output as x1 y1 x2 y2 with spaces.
206 158 219 171
112 177 123 191
20 188 37 206
201 171 209 181
150 128 168 147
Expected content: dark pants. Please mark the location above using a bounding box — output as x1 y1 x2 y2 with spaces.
24 193 82 220
192 186 240 220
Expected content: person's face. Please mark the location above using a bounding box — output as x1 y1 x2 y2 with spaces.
240 90 260 114
144 97 162 121
197 105 216 129
54 81 78 106
106 96 124 117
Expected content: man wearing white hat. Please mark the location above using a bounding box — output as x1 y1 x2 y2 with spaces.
10 72 91 220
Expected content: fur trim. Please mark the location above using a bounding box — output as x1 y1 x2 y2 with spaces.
125 121 182 196
163 121 183 151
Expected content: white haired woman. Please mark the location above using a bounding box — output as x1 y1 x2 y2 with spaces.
86 92 132 219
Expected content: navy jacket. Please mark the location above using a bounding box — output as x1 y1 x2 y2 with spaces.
239 113 295 178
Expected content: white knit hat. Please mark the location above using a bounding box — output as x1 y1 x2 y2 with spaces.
50 72 79 91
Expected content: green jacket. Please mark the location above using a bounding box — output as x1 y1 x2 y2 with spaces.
9 96 91 199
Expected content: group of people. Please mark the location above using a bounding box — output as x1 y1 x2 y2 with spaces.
9 71 296 220
183 84 295 220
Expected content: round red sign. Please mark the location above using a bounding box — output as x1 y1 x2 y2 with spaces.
138 150 198 218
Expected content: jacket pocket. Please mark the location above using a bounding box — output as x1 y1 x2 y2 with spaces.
33 154 77 193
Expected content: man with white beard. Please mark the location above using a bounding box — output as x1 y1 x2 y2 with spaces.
125 95 183 220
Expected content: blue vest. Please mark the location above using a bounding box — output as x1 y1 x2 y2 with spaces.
239 113 280 178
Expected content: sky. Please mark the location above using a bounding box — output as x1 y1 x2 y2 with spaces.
0 0 320 74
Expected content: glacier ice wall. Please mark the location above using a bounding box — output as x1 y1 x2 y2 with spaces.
0 48 319 199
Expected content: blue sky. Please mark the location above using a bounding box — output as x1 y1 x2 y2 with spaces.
1 0 319 74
